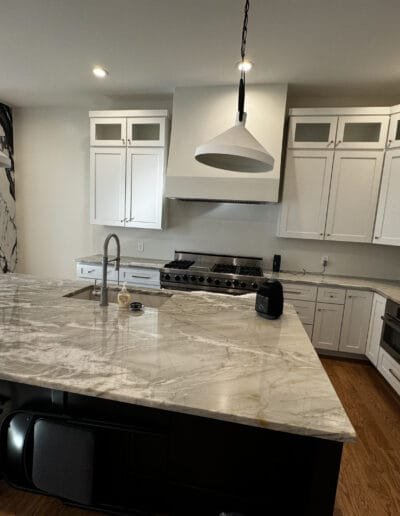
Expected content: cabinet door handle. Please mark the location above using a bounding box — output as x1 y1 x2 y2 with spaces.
388 139 392 147
120 218 126 223
128 139 132 145
121 138 125 145
389 368 400 383
285 290 302 295
131 275 151 280
87 268 96 274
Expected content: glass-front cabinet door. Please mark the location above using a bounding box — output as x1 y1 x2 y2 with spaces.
127 117 165 147
288 116 338 149
335 116 389 150
387 113 400 149
90 118 127 146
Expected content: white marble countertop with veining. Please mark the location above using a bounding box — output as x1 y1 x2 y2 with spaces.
76 254 168 270
265 271 400 304
0 273 355 442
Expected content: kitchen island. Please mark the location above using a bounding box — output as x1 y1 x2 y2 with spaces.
0 274 355 515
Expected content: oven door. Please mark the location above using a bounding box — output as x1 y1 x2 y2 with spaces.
381 314 400 364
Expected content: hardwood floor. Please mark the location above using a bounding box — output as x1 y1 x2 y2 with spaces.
0 357 399 515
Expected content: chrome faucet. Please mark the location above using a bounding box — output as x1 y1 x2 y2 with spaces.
100 233 121 306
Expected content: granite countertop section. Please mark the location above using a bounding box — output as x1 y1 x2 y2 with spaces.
0 273 355 443
265 271 400 304
76 254 168 270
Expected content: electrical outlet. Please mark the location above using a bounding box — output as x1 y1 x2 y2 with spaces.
321 255 328 267
137 240 144 252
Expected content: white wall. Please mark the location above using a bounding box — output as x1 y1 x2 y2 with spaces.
15 95 400 281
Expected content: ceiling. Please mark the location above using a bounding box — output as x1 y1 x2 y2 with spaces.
1 0 400 107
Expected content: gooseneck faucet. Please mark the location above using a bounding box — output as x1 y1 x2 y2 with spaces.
100 233 121 306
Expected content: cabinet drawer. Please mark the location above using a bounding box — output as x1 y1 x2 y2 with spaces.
317 287 346 304
378 348 400 396
76 263 117 281
120 267 160 286
290 300 316 325
282 283 317 301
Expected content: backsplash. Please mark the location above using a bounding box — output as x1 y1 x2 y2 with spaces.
0 103 16 273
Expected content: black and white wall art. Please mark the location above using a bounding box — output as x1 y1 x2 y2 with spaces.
0 103 16 273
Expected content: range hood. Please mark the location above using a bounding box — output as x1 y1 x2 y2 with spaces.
0 150 11 168
166 84 287 203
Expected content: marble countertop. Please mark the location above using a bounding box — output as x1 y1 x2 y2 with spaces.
266 271 400 304
76 254 168 270
0 274 355 442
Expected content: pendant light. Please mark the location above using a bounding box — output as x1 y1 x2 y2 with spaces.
195 0 274 173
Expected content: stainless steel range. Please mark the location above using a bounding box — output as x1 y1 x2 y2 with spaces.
161 251 265 295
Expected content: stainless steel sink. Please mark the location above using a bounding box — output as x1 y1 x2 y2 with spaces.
64 285 172 308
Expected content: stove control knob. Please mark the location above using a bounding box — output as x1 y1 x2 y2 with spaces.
232 280 239 287
252 282 258 289
214 279 220 286
164 274 170 281
190 275 197 282
183 274 188 281
240 282 247 288
225 280 232 287
175 275 181 281
207 277 213 283
198 276 205 282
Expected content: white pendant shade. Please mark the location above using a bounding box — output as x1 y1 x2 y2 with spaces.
195 113 274 173
0 150 11 168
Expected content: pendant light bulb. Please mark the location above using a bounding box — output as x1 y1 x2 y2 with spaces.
194 0 274 173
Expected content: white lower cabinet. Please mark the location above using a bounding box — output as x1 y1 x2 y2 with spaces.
312 303 344 351
378 348 400 396
339 290 373 354
365 294 386 366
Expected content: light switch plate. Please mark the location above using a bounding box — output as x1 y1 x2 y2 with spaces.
137 240 144 252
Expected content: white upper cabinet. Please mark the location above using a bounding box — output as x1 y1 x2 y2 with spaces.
125 148 164 229
89 110 169 230
324 150 383 243
127 117 165 147
288 116 338 149
90 148 126 226
339 290 373 354
90 117 127 147
374 149 400 246
386 111 400 149
335 116 389 150
278 150 333 239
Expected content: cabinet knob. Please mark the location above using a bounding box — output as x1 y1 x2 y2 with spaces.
320 233 324 236
374 236 379 239
336 140 342 146
121 138 125 145
120 218 126 223
327 233 331 236
388 139 392 147
128 139 132 145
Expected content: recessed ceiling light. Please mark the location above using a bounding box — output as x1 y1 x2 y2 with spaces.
237 60 253 73
92 66 109 78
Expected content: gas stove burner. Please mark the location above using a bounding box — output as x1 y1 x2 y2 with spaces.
238 266 263 277
212 264 237 274
164 260 195 270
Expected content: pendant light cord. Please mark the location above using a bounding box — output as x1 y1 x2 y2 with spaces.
238 0 250 122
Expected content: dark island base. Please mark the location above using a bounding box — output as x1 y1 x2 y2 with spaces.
0 380 342 515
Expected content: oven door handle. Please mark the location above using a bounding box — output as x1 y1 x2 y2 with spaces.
381 315 400 332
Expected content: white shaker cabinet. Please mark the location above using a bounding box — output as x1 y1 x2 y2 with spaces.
335 115 389 150
373 149 400 246
125 148 165 229
312 303 344 351
90 148 126 226
325 150 384 243
278 150 333 239
339 290 373 354
386 111 400 149
287 116 338 149
366 294 386 366
89 110 169 230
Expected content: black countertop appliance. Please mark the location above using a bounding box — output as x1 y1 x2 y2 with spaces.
255 279 284 320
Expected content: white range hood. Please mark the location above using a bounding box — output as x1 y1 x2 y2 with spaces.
166 84 287 203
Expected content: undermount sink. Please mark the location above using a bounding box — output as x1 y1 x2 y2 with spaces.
65 285 172 308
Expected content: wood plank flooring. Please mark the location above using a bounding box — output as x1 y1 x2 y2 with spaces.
0 357 399 515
